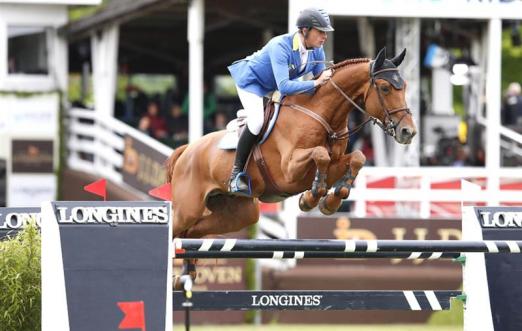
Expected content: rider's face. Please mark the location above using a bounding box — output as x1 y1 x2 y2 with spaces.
304 28 328 48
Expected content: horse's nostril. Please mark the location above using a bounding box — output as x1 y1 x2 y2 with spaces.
401 127 412 137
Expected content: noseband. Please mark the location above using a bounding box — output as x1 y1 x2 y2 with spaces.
330 62 411 137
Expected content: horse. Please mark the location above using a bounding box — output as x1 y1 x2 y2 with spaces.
168 47 416 282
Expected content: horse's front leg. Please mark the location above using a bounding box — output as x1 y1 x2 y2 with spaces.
281 146 331 211
318 150 366 215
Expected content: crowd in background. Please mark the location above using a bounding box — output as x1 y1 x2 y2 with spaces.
502 82 522 129
112 82 236 148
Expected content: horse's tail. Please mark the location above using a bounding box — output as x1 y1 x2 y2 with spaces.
165 144 188 183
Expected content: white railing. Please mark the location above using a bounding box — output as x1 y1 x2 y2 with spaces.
347 166 522 218
67 108 173 197
478 114 522 159
499 125 522 160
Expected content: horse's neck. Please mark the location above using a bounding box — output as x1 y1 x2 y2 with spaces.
291 63 369 132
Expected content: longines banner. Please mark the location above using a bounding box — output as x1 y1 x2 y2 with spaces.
41 201 172 331
297 216 461 266
122 134 167 194
471 206 522 331
0 207 40 240
11 139 54 173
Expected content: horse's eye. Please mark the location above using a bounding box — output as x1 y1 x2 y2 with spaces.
380 86 390 94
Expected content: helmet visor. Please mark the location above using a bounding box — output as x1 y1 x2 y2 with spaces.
315 25 334 32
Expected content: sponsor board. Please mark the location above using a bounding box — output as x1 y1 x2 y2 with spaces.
7 174 56 207
252 294 322 307
0 93 58 135
11 139 54 173
0 207 39 239
52 202 169 225
122 135 167 194
476 208 522 228
42 201 172 331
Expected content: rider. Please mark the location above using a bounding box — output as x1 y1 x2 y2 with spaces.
227 7 334 196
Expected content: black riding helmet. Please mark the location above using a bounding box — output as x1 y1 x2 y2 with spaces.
296 8 334 32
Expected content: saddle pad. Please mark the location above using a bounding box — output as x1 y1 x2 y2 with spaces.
217 103 282 150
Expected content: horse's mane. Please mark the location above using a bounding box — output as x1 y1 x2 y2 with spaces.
331 58 370 70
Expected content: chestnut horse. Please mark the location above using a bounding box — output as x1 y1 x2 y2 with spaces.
167 47 416 242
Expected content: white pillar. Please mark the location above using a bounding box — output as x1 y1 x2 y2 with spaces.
188 0 204 143
91 24 119 117
393 17 421 167
288 0 300 33
485 18 502 205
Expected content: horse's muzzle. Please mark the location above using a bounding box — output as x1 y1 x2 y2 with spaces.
396 126 416 144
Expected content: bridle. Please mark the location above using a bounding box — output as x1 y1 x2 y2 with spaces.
281 61 411 149
329 61 411 138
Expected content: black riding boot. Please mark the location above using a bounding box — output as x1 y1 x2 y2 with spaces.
228 128 258 196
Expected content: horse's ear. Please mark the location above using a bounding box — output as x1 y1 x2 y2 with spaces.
391 48 407 67
374 47 386 71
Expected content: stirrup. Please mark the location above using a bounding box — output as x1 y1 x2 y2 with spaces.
229 171 252 197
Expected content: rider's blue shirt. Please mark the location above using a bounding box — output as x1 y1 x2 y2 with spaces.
228 32 326 97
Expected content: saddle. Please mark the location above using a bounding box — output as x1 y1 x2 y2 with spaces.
217 97 285 199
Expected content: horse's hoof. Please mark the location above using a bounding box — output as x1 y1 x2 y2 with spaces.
318 195 341 216
334 186 350 199
299 194 313 212
311 185 328 198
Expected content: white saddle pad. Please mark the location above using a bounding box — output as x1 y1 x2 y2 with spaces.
217 109 247 150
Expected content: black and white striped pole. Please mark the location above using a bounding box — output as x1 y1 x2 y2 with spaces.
174 238 522 254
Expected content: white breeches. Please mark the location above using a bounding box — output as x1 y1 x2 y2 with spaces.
236 85 265 135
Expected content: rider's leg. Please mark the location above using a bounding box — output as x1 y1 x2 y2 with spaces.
228 86 264 196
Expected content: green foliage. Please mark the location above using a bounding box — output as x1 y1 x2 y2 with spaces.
502 25 522 92
68 1 107 22
0 223 41 331
428 292 464 326
68 74 94 107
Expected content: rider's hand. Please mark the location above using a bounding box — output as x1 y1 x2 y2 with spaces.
314 69 333 87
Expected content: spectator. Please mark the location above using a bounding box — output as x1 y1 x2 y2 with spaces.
166 103 189 146
501 82 522 127
213 111 228 131
138 101 168 139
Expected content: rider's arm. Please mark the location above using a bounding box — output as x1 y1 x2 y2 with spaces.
269 43 315 95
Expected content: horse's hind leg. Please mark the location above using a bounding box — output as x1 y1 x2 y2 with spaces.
319 150 366 215
172 188 208 289
184 196 259 238
173 226 200 289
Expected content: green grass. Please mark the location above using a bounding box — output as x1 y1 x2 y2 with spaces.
189 325 461 331
0 222 41 331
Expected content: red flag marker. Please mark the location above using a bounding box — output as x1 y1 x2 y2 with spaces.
83 179 107 201
118 301 146 331
148 183 172 201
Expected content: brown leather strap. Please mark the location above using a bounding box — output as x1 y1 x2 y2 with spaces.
286 103 335 136
253 145 284 196
284 102 349 143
